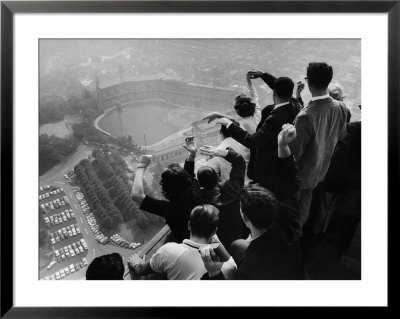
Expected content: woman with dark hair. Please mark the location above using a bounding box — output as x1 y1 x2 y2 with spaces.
202 71 262 134
130 154 199 243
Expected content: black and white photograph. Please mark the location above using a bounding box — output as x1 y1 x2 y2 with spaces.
38 39 361 281
2 1 395 312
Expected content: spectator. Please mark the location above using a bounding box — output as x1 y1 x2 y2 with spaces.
86 253 125 280
289 62 348 228
328 84 352 123
201 119 249 183
128 204 237 280
200 124 303 280
184 138 248 251
130 154 199 243
213 73 300 189
202 71 262 134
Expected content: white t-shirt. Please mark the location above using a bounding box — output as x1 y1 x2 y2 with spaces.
150 239 237 280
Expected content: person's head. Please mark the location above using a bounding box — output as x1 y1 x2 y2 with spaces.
273 77 294 103
234 94 256 118
306 62 333 91
86 253 124 280
220 119 240 140
160 164 193 202
197 166 219 190
240 184 278 230
188 204 219 239
328 84 345 101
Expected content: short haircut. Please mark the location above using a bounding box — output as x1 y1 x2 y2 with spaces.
307 62 333 89
189 204 219 238
220 119 240 139
240 184 278 229
86 253 124 280
274 77 294 99
197 166 218 190
234 94 256 118
160 165 193 202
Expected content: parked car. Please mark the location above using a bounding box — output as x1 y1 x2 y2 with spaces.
47 260 56 270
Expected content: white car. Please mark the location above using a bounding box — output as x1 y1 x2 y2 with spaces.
47 260 56 270
50 238 56 245
55 271 60 280
82 258 88 266
40 187 44 191
64 267 70 275
60 269 65 278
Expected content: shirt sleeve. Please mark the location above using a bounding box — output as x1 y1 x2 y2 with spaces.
139 195 171 219
149 244 172 274
289 112 312 160
223 148 246 193
248 81 261 125
184 159 200 191
261 72 277 90
221 256 237 280
227 116 278 150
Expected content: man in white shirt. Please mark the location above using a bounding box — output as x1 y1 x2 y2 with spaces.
128 204 236 280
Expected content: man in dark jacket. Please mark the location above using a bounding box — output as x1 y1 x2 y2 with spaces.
184 138 248 252
215 74 300 189
200 124 304 280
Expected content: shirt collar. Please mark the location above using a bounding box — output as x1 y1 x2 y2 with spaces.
311 93 330 102
182 239 208 248
273 101 290 110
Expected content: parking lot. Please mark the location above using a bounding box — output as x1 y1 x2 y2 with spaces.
39 184 89 280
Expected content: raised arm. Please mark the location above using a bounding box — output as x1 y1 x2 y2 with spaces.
183 136 200 191
248 70 277 91
130 155 152 205
215 115 277 150
200 146 245 190
274 124 301 228
246 71 261 125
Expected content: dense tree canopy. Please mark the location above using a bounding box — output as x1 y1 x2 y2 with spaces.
74 149 163 235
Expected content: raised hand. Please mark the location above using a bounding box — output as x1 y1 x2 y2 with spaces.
247 70 264 79
202 112 226 124
183 136 197 158
199 245 224 278
278 124 297 147
199 145 228 158
296 81 305 97
215 117 233 127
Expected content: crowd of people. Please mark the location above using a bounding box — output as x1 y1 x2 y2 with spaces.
85 62 361 280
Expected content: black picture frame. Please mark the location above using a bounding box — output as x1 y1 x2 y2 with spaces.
1 1 397 317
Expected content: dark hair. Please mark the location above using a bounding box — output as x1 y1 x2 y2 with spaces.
86 253 124 280
306 62 333 89
197 166 218 190
160 165 193 202
234 94 256 118
189 204 219 238
273 77 294 99
220 119 240 139
240 184 278 229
